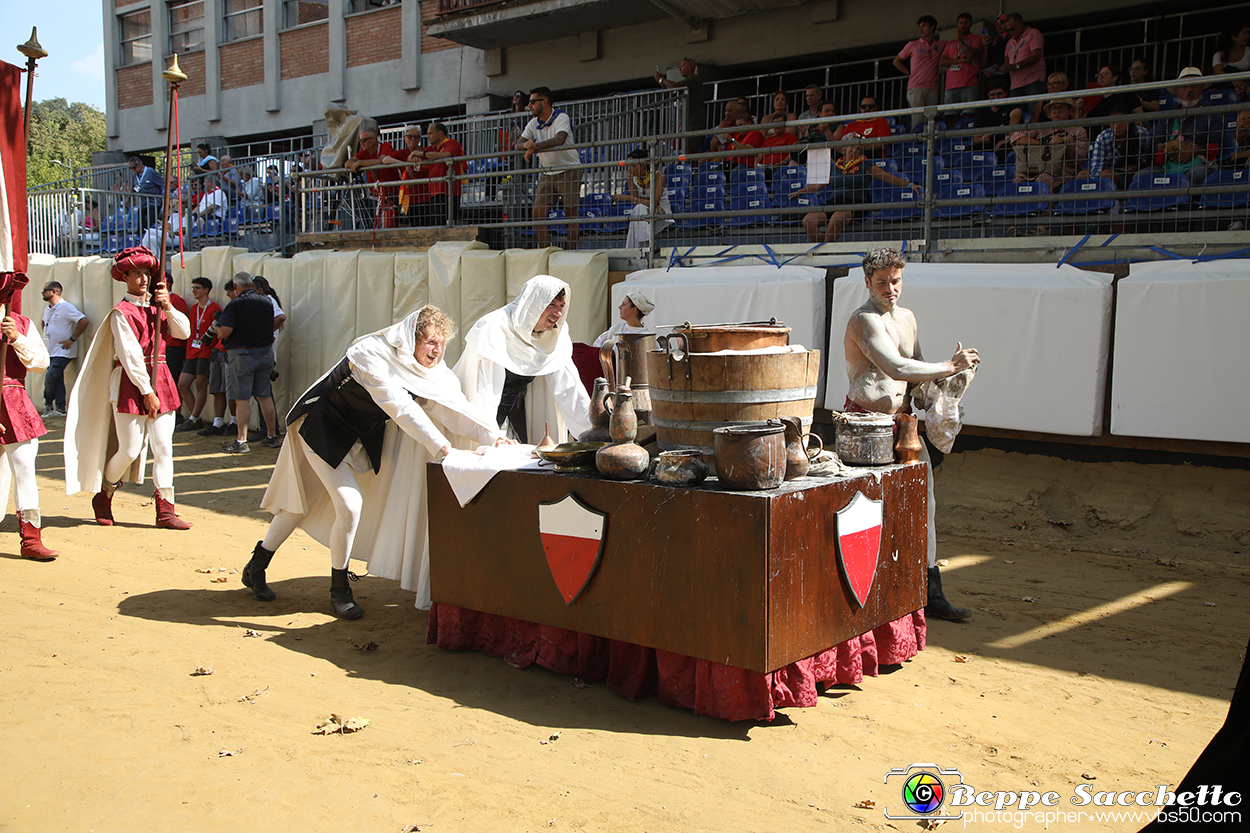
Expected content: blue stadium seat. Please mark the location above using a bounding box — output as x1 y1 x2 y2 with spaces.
933 169 965 188
902 155 946 183
772 166 807 200
1198 169 1250 209
1123 171 1190 212
665 162 693 182
985 165 1017 195
1203 89 1238 106
939 136 974 159
952 118 976 131
870 158 900 175
957 151 997 183
692 167 727 190
680 185 725 229
894 140 925 163
724 184 773 227
127 207 141 231
873 186 923 221
990 181 1051 216
777 188 824 225
601 201 630 234
729 167 767 187
578 193 613 233
934 183 986 218
1053 178 1118 215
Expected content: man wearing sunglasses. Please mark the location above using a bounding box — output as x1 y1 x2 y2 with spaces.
833 96 894 156
520 87 581 249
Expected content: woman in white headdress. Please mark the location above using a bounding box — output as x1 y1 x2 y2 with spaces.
248 305 510 616
454 274 591 445
592 289 654 348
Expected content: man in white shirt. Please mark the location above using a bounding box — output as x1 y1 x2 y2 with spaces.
195 185 227 221
520 86 582 249
40 281 90 418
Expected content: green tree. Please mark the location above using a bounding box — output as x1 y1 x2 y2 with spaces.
25 98 107 187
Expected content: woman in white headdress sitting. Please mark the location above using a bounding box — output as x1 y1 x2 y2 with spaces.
248 305 510 616
454 275 591 445
592 289 654 348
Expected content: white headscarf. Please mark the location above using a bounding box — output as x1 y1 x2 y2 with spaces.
625 289 654 316
347 306 476 406
461 275 573 376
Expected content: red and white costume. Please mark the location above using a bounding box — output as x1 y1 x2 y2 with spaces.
64 254 191 508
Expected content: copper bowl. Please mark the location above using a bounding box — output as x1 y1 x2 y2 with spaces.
536 442 609 472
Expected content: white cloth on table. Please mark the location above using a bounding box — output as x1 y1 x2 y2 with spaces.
440 443 541 507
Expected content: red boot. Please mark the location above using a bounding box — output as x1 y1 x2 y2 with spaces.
92 480 118 526
154 488 192 530
19 515 58 561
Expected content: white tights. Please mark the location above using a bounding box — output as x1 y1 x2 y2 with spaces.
262 452 361 571
3 438 42 524
104 411 177 492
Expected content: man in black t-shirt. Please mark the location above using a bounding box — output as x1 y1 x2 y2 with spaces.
215 272 278 454
972 77 1020 163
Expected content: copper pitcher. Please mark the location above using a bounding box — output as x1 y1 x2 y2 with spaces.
780 416 824 480
599 333 655 424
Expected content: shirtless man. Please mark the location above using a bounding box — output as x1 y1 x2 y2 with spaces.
844 247 979 621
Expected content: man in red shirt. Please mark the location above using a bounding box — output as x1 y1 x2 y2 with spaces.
411 121 466 226
345 127 403 229
176 276 221 433
395 125 430 227
834 95 894 157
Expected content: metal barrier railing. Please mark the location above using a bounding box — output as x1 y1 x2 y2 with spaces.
291 71 1250 265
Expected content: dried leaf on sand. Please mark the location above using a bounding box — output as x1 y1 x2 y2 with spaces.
313 714 370 735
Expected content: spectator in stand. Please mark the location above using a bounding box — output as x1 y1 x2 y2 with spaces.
190 142 219 187
655 57 706 154
893 15 945 129
940 12 987 115
176 277 219 433
971 77 1023 162
240 169 261 205
760 90 797 136
794 101 840 164
1004 12 1047 123
1085 64 1145 123
795 133 922 243
141 189 188 254
1148 67 1225 185
130 156 165 230
396 125 430 226
1223 109 1250 167
1213 24 1250 77
218 155 244 205
709 99 742 150
520 86 582 249
1129 60 1162 112
983 14 1011 81
263 165 282 203
194 180 227 221
715 114 765 170
736 96 755 123
614 148 672 250
40 281 90 419
832 95 894 155
1036 72 1080 124
345 126 403 229
1079 99 1152 188
412 121 465 226
795 85 825 140
1010 98 1088 192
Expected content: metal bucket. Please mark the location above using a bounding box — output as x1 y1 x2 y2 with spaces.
835 412 896 465
645 341 821 459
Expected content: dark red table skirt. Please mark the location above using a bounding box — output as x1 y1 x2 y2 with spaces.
427 602 926 722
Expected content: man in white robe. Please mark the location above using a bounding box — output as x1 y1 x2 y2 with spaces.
454 275 590 444
252 306 507 616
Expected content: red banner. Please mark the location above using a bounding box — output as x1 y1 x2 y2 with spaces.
0 60 28 282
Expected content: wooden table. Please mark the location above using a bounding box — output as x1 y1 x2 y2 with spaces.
427 462 927 674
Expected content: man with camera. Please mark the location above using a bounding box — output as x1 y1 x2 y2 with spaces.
214 273 279 454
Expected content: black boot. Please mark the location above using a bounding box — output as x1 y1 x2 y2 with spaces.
242 541 277 602
330 568 364 619
926 566 970 621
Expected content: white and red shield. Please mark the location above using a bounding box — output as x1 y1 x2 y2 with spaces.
836 491 883 608
538 494 607 605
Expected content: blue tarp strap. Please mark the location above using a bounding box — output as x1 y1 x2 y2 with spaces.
761 243 782 268
1147 246 1186 259
1098 233 1120 247
1057 234 1091 268
1193 247 1250 262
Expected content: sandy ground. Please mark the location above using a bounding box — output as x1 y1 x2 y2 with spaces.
3 423 1248 833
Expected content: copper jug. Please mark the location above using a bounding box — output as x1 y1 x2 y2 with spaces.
780 416 824 480
579 377 613 443
895 413 923 463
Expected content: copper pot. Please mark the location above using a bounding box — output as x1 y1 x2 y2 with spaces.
712 421 786 491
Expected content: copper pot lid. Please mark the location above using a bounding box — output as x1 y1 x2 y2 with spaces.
665 318 791 336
